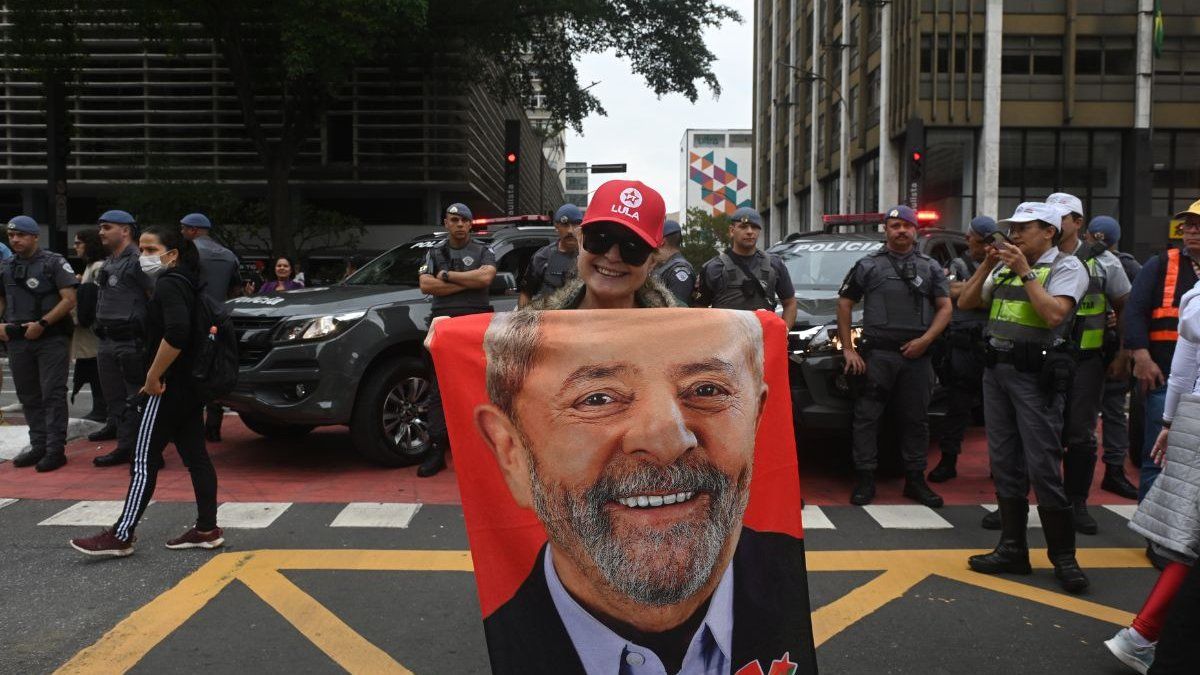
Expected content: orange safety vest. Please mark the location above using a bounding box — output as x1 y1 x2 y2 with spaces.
1150 248 1182 342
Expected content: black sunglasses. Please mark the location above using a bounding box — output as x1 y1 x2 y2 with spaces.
581 224 654 266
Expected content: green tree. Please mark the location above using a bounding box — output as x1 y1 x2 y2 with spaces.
679 207 729 272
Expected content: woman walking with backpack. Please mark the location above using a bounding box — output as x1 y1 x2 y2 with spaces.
70 225 222 556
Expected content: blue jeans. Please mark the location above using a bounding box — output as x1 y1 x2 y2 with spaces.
1139 385 1167 501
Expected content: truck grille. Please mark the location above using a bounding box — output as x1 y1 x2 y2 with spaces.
232 316 281 367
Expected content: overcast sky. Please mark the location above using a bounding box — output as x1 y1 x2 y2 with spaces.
564 0 754 214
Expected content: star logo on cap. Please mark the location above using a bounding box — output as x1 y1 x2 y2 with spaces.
448 206 460 214
889 209 899 218
619 188 643 209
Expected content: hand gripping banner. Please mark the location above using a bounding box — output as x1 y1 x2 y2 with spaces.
429 308 817 675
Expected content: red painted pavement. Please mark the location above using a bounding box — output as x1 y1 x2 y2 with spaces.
0 421 1139 507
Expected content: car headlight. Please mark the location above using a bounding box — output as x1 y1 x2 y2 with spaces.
274 310 366 343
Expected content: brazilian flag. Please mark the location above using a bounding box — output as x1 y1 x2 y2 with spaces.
1153 0 1165 58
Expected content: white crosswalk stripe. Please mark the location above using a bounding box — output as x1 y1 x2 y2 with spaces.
330 502 422 528
1103 504 1139 520
0 498 16 510
982 504 1042 528
800 505 835 530
40 501 129 526
215 502 292 529
862 504 954 529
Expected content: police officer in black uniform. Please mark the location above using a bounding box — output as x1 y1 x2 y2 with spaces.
91 210 154 467
519 203 580 308
180 212 243 442
838 205 952 507
0 216 78 471
697 207 797 328
929 216 997 483
417 203 497 477
651 219 695 305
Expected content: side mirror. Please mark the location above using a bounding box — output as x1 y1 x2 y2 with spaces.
490 272 518 295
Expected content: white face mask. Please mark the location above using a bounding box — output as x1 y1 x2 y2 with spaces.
139 253 167 277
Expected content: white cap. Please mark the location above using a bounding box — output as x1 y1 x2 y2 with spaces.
999 202 1062 229
1046 192 1083 218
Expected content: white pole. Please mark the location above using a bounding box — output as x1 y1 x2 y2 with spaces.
976 0 1002 218
878 2 896 210
1135 0 1153 129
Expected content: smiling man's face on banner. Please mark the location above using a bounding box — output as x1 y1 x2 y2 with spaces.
475 310 767 620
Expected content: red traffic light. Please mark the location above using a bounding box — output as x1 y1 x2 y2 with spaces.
506 152 517 163
911 151 922 162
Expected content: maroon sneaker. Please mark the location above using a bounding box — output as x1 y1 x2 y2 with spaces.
165 526 225 550
70 528 134 557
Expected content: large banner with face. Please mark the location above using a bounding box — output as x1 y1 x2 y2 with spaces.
429 308 816 675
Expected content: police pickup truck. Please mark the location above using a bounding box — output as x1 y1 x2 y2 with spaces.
774 213 967 431
219 216 558 466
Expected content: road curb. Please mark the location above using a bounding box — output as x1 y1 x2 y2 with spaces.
0 418 105 461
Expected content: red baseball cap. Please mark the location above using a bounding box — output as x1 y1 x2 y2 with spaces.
581 179 666 248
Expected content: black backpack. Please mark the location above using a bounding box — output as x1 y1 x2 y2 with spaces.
188 282 239 402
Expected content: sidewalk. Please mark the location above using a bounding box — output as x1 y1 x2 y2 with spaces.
0 417 104 461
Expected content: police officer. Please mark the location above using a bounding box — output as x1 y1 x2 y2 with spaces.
1045 193 1132 534
1086 216 1142 501
519 204 580 307
651 219 695 305
929 215 997 483
0 216 78 471
838 205 952 507
697 207 797 328
417 203 497 477
960 201 1090 594
91 210 154 467
180 212 243 442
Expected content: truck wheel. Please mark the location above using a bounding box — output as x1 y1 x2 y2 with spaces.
238 413 316 439
351 356 431 467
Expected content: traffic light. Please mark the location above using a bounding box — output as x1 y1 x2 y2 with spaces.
503 120 521 215
909 149 923 181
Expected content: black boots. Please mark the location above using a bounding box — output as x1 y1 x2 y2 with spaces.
12 447 45 468
416 441 446 478
903 471 944 508
981 508 1002 530
87 423 117 442
1101 463 1139 500
969 497 1033 575
850 470 875 505
1063 448 1099 534
927 453 958 483
1071 499 1099 535
93 448 131 467
1039 505 1090 594
35 452 66 472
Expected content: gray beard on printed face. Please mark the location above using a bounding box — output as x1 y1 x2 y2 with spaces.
528 450 750 607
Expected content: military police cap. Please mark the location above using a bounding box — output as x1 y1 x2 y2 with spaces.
445 203 473 220
885 205 919 226
98 210 136 226
968 215 998 238
6 215 39 234
180 212 212 229
553 203 584 225
730 207 763 228
662 219 682 237
1088 215 1121 245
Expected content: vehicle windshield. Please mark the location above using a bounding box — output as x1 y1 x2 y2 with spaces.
343 241 439 287
778 240 884 290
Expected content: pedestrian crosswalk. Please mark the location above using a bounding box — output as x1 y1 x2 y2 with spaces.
0 498 1142 532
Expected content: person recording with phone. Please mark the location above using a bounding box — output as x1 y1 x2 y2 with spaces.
958 202 1091 594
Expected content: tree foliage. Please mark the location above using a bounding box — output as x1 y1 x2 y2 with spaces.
679 207 729 272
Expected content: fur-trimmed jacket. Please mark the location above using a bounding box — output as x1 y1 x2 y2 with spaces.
526 277 683 310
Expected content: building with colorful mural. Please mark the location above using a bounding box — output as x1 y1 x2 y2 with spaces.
679 129 754 224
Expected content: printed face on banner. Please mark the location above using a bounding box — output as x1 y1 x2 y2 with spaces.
475 311 766 616
429 307 816 675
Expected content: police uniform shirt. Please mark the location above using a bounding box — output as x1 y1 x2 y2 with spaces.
698 251 794 307
1071 240 1133 304
521 242 577 298
948 256 989 326
0 249 78 324
194 236 242 305
653 251 696 305
421 238 497 314
980 248 1090 305
96 243 153 324
839 249 950 340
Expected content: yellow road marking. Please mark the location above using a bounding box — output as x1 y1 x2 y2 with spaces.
58 548 1153 673
240 567 411 674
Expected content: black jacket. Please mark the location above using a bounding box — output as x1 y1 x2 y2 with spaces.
482 528 817 675
145 268 199 382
